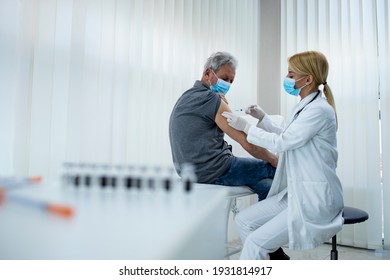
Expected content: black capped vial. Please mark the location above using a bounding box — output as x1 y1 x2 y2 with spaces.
184 179 192 192
164 178 171 191
99 175 108 188
125 176 133 189
180 163 196 193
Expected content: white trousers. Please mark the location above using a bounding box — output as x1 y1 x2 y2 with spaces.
235 194 288 260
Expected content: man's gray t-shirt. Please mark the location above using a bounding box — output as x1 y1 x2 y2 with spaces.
169 80 233 183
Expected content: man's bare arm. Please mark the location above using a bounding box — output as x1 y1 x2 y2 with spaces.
215 100 278 168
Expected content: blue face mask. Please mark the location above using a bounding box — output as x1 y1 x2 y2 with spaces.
283 77 306 96
210 71 231 95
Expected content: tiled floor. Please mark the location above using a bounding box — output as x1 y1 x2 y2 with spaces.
228 241 390 260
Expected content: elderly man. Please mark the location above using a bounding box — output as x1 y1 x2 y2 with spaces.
169 51 277 201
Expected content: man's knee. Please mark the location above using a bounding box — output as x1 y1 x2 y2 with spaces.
253 178 273 201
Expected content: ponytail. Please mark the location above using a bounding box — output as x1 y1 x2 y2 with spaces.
323 83 338 130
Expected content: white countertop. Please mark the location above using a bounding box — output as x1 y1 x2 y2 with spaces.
0 182 228 260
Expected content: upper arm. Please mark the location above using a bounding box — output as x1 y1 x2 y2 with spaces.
215 100 278 166
214 100 249 147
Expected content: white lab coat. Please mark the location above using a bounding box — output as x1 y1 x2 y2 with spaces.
247 91 344 250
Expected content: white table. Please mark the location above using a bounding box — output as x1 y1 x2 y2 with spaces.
0 183 228 260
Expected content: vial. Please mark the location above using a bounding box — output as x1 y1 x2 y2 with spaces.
112 164 125 189
98 164 111 188
124 165 135 190
61 162 73 188
83 163 97 188
180 163 197 193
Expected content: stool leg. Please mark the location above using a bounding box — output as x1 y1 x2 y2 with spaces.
330 235 338 260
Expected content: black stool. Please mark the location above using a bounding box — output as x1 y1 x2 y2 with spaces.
330 206 369 260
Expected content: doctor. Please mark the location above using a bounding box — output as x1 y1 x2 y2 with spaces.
222 51 344 259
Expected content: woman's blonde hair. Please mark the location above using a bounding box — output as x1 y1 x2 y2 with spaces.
288 51 337 125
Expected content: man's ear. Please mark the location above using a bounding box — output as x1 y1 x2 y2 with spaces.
204 67 212 77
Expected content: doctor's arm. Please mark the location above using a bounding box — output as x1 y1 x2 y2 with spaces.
245 104 283 134
247 106 328 153
215 100 278 168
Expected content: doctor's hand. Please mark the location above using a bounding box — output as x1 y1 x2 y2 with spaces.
221 112 251 134
245 105 266 121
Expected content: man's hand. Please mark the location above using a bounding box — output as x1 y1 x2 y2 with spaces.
221 112 251 134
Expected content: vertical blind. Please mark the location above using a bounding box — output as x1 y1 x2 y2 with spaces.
377 0 390 250
280 0 389 249
0 0 260 182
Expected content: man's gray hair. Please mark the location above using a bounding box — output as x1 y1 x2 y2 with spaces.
204 52 238 72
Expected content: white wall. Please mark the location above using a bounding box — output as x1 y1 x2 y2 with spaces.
258 0 281 115
0 0 261 182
